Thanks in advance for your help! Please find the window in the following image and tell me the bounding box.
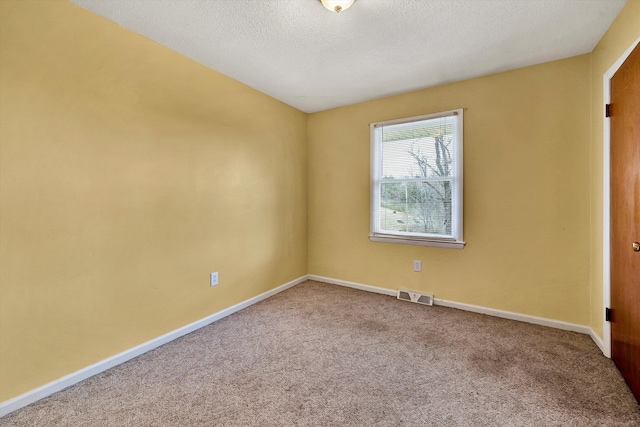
[370,109,464,249]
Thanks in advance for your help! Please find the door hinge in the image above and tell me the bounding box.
[605,307,612,322]
[605,104,611,117]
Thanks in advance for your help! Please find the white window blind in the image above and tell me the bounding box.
[370,109,464,249]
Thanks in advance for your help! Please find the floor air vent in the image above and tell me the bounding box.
[398,290,433,306]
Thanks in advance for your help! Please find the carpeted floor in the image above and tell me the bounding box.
[2,280,639,426]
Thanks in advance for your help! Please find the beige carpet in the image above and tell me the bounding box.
[2,280,639,426]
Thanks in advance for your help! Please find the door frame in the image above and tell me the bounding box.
[602,37,640,359]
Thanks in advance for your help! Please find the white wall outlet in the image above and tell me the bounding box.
[413,260,422,272]
[210,272,218,286]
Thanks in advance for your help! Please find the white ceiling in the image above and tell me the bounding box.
[70,0,626,113]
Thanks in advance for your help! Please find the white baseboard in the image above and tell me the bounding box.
[432,298,591,334]
[307,275,397,296]
[310,275,602,344]
[0,275,308,418]
[589,328,606,355]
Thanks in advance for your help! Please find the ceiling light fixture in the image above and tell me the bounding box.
[320,0,355,13]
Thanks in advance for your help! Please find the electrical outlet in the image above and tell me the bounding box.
[413,260,422,272]
[210,272,218,286]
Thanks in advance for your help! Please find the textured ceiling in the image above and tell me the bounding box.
[70,0,626,113]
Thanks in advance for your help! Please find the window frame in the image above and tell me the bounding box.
[369,109,465,249]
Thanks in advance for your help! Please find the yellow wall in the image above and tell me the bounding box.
[0,0,307,401]
[589,0,640,339]
[308,55,591,324]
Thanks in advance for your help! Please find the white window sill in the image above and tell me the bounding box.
[369,234,465,249]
